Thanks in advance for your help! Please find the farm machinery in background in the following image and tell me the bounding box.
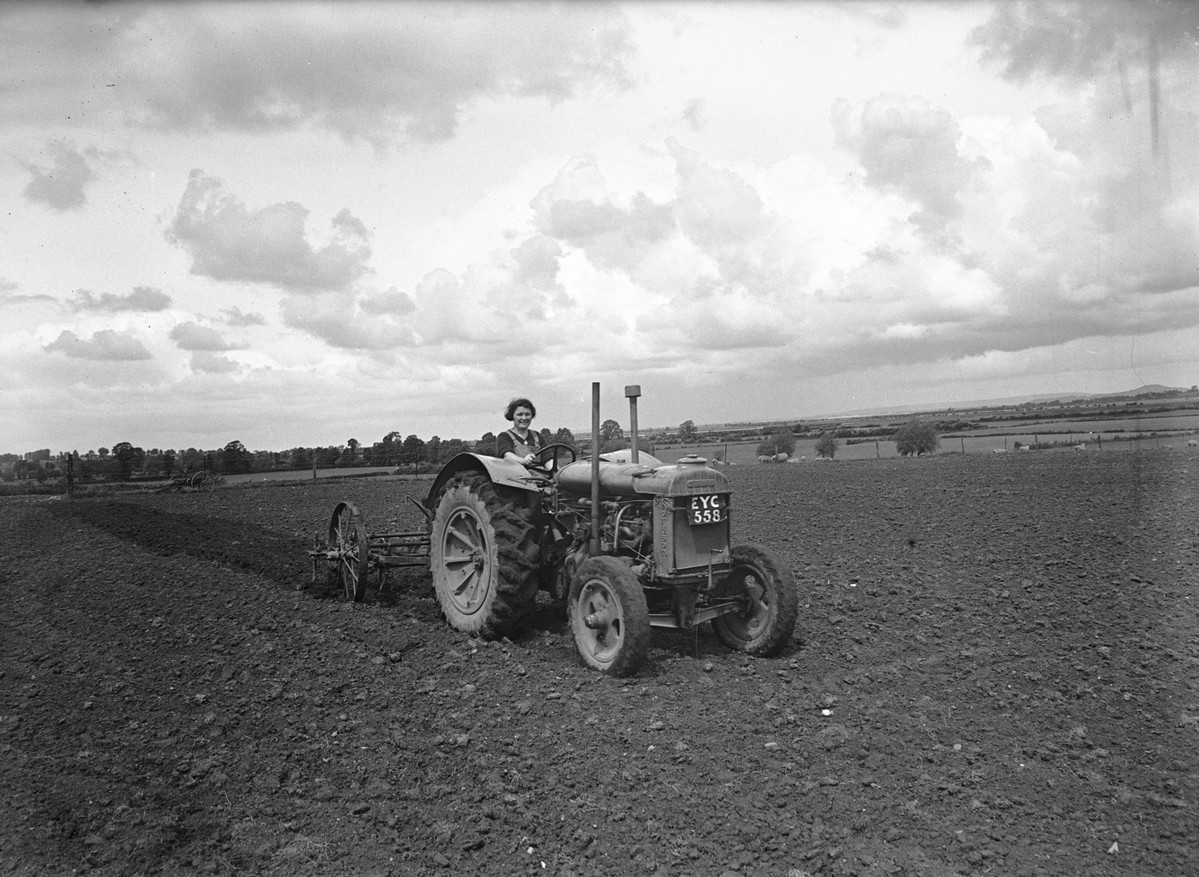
[309,383,798,676]
[156,468,221,493]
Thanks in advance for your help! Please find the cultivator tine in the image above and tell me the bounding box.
[407,495,433,523]
[308,535,332,585]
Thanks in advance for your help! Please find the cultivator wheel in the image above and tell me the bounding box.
[191,471,216,492]
[326,501,369,602]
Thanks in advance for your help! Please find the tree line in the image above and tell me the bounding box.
[5,416,944,483]
[4,420,635,482]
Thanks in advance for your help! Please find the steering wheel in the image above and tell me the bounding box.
[531,443,577,475]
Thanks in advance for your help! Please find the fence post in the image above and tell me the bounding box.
[312,457,317,482]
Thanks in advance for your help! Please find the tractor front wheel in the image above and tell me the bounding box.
[711,544,797,657]
[430,473,538,639]
[569,556,650,676]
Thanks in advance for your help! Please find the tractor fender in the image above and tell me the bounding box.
[425,453,545,509]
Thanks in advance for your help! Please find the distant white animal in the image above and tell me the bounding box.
[992,448,1007,454]
[758,455,770,463]
[773,452,790,463]
[1188,439,1198,448]
[1074,443,1087,451]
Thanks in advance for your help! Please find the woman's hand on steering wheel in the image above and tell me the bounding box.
[530,443,577,473]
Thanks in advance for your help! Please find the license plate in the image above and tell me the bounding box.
[688,494,725,525]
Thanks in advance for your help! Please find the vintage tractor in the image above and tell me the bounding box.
[310,383,797,676]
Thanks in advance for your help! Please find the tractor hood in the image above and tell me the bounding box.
[556,454,730,499]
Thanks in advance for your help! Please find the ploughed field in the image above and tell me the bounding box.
[1,451,1196,877]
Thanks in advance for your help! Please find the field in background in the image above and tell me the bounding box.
[652,417,1199,464]
[221,466,397,484]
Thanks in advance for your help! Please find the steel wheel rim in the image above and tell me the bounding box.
[331,507,361,600]
[576,579,625,664]
[441,507,491,615]
[724,565,771,639]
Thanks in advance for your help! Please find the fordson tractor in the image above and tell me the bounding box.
[311,383,797,676]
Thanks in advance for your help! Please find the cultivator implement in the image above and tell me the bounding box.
[156,470,219,493]
[308,500,431,601]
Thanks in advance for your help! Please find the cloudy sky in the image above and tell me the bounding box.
[3,1,1198,454]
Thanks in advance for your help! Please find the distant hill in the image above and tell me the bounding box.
[1090,384,1185,399]
[813,384,1194,420]
[633,384,1196,435]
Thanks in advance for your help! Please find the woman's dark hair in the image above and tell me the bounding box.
[504,397,536,421]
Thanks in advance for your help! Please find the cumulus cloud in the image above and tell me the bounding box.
[532,142,808,306]
[832,94,986,238]
[21,142,94,210]
[669,139,770,253]
[360,287,416,317]
[486,236,573,321]
[971,1,1199,162]
[169,321,241,352]
[280,290,416,351]
[518,129,1199,385]
[682,97,707,131]
[1,277,55,305]
[532,157,677,277]
[2,4,633,147]
[70,286,172,312]
[221,306,267,327]
[43,329,152,361]
[167,170,371,292]
[961,0,1199,336]
[189,351,239,374]
[970,0,1199,83]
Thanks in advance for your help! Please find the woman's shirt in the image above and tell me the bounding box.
[496,428,543,461]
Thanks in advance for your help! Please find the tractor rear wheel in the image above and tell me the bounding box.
[430,472,538,639]
[711,544,797,657]
[569,556,650,676]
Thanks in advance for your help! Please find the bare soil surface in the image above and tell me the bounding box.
[2,451,1196,877]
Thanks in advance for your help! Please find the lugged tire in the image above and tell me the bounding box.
[430,472,538,639]
[711,544,798,657]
